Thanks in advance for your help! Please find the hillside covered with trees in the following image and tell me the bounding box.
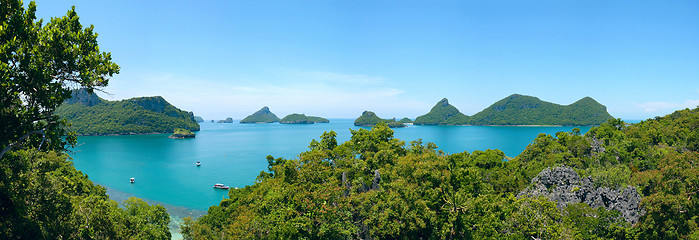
[280,113,329,124]
[353,111,405,128]
[414,94,613,126]
[56,89,200,135]
[240,106,281,123]
[183,107,699,239]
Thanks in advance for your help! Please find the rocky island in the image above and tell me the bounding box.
[354,111,405,128]
[169,128,196,139]
[217,117,234,123]
[280,114,329,124]
[240,107,281,123]
[56,89,200,135]
[194,116,205,123]
[414,94,613,126]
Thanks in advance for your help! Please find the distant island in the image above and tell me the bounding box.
[240,107,280,123]
[169,128,195,139]
[280,114,329,124]
[217,117,234,123]
[399,117,413,124]
[414,94,613,126]
[56,89,200,135]
[354,111,406,128]
[194,116,205,123]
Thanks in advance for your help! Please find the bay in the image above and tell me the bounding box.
[70,119,590,214]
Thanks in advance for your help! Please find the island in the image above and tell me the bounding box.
[413,94,613,126]
[280,113,329,124]
[217,117,234,123]
[399,117,414,124]
[354,111,406,128]
[194,116,205,123]
[240,107,281,123]
[169,128,195,139]
[56,89,200,135]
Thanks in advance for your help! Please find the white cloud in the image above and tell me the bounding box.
[635,99,699,113]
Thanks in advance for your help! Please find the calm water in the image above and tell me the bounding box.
[70,119,590,213]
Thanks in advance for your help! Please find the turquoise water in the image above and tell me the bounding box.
[70,119,590,213]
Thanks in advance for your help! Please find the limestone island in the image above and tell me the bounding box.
[413,94,613,126]
[169,128,195,139]
[217,117,234,123]
[240,107,280,123]
[280,114,329,124]
[354,111,405,128]
[56,89,200,135]
[194,116,205,123]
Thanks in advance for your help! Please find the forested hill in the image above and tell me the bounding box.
[414,94,613,126]
[413,98,469,125]
[240,106,281,123]
[280,114,329,124]
[469,94,613,125]
[353,111,405,128]
[56,89,200,135]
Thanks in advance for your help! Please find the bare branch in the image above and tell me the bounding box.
[0,130,46,159]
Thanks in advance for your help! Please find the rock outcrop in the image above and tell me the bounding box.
[518,166,644,224]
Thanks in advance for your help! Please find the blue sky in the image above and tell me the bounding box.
[33,0,699,120]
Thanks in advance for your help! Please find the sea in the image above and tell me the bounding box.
[69,119,596,237]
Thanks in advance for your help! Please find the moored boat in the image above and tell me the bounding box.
[213,183,230,189]
[130,177,135,183]
[196,161,201,166]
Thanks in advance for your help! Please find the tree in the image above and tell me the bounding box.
[1,0,119,156]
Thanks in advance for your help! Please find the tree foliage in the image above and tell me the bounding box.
[186,107,699,239]
[1,1,173,238]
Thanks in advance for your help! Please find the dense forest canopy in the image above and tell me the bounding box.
[184,107,699,240]
[0,1,173,238]
[56,89,200,136]
[414,94,613,126]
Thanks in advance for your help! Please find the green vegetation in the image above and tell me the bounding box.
[56,89,200,135]
[184,107,699,239]
[280,113,329,124]
[470,94,614,125]
[170,128,195,139]
[399,117,413,124]
[413,98,469,125]
[240,106,281,123]
[353,111,405,128]
[414,95,613,126]
[1,1,170,238]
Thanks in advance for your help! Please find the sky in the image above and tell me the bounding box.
[32,0,699,120]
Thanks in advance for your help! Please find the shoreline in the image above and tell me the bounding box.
[102,185,206,239]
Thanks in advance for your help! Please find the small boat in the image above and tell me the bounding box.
[213,183,230,189]
[196,161,201,166]
[130,177,135,183]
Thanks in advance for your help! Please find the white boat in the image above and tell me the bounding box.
[196,161,201,166]
[130,177,135,183]
[213,183,230,189]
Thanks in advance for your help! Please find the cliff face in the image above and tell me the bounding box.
[518,166,644,224]
[63,88,103,106]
